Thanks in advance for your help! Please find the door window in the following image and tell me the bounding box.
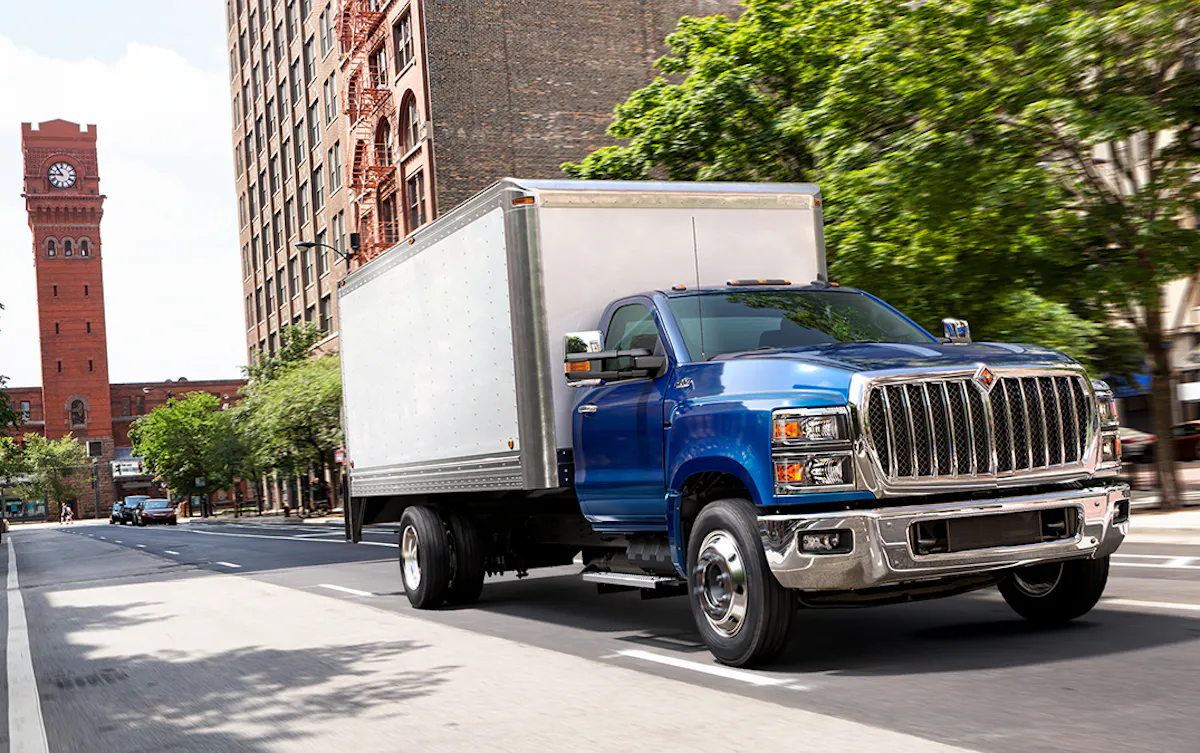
[604,303,664,373]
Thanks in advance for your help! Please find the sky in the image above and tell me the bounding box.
[0,1,245,388]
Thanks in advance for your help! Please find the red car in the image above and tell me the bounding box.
[136,499,178,525]
[1121,422,1200,462]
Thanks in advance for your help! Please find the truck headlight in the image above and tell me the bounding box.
[772,408,849,447]
[774,454,853,495]
[1091,379,1119,429]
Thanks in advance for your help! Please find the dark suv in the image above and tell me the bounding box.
[135,499,177,526]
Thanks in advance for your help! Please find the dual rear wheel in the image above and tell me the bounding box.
[398,505,485,609]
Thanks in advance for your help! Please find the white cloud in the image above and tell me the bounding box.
[0,34,245,388]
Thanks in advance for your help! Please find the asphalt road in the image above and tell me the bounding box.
[5,517,1200,752]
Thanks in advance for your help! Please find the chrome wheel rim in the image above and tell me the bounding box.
[1013,562,1063,597]
[401,525,422,591]
[693,530,748,638]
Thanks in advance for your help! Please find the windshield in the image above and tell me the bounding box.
[667,290,934,361]
[143,500,171,509]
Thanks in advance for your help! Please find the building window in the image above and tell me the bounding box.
[46,239,56,256]
[289,257,300,298]
[255,286,263,323]
[64,239,73,257]
[294,121,306,165]
[259,169,268,210]
[308,100,321,151]
[277,81,288,124]
[80,239,89,256]
[284,197,295,239]
[251,234,261,268]
[57,360,62,373]
[394,12,413,72]
[84,285,89,297]
[269,332,277,355]
[255,115,264,153]
[276,270,286,311]
[265,96,275,134]
[122,396,131,416]
[246,296,254,327]
[273,210,283,251]
[290,58,302,103]
[303,36,315,83]
[265,277,275,310]
[323,72,338,125]
[287,0,297,40]
[319,4,333,56]
[88,360,93,372]
[315,228,328,273]
[335,209,346,261]
[70,400,86,426]
[242,243,251,277]
[86,321,91,334]
[239,30,247,65]
[319,295,331,333]
[375,117,393,164]
[269,155,280,195]
[300,245,312,288]
[281,139,291,181]
[137,396,145,415]
[312,164,325,212]
[55,323,59,335]
[251,63,260,100]
[380,192,398,245]
[306,305,315,323]
[368,45,388,89]
[318,221,330,277]
[20,401,31,422]
[248,183,257,217]
[330,140,342,191]
[402,95,420,151]
[273,22,283,64]
[53,285,58,297]
[407,171,426,230]
[298,182,309,225]
[301,0,311,18]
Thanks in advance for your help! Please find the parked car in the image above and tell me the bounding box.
[109,501,124,524]
[135,499,177,526]
[120,498,146,525]
[1173,421,1200,461]
[1120,427,1156,461]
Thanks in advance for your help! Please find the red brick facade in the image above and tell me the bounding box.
[12,120,245,517]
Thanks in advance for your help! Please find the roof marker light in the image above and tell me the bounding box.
[726,279,792,287]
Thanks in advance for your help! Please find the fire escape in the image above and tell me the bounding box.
[339,0,397,263]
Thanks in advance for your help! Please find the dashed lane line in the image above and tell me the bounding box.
[1104,598,1200,613]
[216,561,242,569]
[614,649,809,690]
[136,544,146,548]
[164,550,180,556]
[316,583,374,597]
[7,540,50,753]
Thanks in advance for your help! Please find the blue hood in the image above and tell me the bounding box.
[713,341,1077,373]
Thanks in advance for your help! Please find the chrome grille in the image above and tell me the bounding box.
[866,374,1091,481]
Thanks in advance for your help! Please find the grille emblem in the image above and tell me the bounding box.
[973,365,997,393]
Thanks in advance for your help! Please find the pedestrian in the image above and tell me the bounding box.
[63,503,74,525]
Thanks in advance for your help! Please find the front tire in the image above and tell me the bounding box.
[399,506,452,609]
[687,499,793,667]
[999,556,1110,624]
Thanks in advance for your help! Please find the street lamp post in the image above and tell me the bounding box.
[295,240,357,269]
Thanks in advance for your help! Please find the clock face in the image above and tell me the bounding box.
[48,162,77,189]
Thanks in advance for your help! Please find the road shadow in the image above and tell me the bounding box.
[25,593,450,753]
[462,574,1200,676]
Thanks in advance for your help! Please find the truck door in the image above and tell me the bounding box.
[574,300,671,529]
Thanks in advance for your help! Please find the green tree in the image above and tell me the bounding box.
[245,323,326,382]
[567,0,1198,505]
[129,392,242,517]
[15,434,90,518]
[239,355,343,508]
[0,436,25,481]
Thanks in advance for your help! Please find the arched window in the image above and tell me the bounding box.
[70,400,86,427]
[402,94,419,151]
[46,239,56,256]
[64,239,73,257]
[374,117,393,165]
[80,239,90,256]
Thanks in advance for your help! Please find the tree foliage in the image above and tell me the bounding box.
[245,323,327,382]
[564,0,1198,379]
[13,434,90,514]
[239,355,343,478]
[129,392,244,500]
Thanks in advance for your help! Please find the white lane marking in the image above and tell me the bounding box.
[1166,557,1195,568]
[1113,554,1190,560]
[190,530,344,544]
[114,540,123,544]
[1112,561,1200,571]
[317,583,374,597]
[7,540,51,753]
[164,550,180,556]
[1105,598,1200,613]
[98,536,106,540]
[136,544,146,549]
[359,541,399,549]
[216,561,242,569]
[615,649,808,689]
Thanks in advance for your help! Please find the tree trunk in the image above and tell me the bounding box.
[1145,295,1182,509]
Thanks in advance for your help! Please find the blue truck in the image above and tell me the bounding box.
[339,179,1130,667]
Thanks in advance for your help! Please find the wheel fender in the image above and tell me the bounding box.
[666,457,761,579]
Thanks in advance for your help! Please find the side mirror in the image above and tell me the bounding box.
[564,331,666,386]
[941,318,971,344]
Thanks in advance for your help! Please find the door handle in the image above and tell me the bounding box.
[578,404,598,416]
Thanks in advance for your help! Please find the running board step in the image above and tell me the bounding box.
[581,571,686,599]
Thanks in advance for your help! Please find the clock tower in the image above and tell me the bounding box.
[21,120,114,485]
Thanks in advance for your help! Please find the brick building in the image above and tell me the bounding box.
[12,120,244,518]
[226,0,741,363]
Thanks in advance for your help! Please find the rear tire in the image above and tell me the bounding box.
[999,556,1109,624]
[399,506,451,609]
[687,499,793,667]
[444,512,485,606]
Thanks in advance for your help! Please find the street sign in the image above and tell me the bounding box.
[334,449,345,464]
[111,460,145,479]
[195,477,207,487]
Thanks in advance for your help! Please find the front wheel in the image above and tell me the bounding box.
[398,506,452,609]
[687,499,793,667]
[999,556,1110,625]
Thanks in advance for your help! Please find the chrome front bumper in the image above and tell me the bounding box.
[758,483,1130,591]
